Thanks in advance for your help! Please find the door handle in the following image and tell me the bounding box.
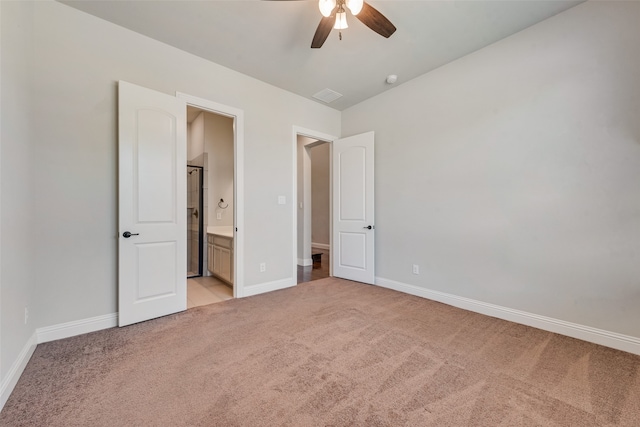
[363,225,374,230]
[122,231,139,238]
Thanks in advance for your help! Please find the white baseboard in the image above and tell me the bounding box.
[311,243,330,250]
[297,258,313,267]
[0,332,37,411]
[375,277,640,356]
[243,277,296,297]
[36,313,118,344]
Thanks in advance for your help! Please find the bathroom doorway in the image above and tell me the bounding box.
[185,105,236,307]
[187,165,204,278]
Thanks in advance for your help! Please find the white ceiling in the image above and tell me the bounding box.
[60,0,583,111]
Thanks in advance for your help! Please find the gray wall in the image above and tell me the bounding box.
[310,143,330,247]
[188,111,205,162]
[0,0,37,388]
[296,136,316,264]
[189,111,235,228]
[342,1,640,338]
[205,112,234,228]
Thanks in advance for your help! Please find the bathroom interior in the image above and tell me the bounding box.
[186,106,235,308]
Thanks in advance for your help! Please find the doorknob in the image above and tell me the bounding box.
[363,225,374,230]
[122,231,139,238]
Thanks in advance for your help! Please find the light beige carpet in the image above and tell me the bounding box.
[2,278,639,426]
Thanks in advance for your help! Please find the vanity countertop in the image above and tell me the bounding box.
[207,226,233,238]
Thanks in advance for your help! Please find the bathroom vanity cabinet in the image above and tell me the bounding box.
[207,233,233,285]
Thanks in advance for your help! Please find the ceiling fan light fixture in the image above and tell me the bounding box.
[334,11,348,30]
[319,0,336,18]
[346,0,363,15]
[311,0,396,49]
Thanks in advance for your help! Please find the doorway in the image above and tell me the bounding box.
[293,128,377,287]
[295,130,335,284]
[178,91,245,304]
[118,82,245,326]
[184,106,235,307]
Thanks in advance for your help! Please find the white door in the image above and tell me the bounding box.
[332,131,375,284]
[118,81,187,327]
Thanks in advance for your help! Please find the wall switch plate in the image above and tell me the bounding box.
[412,264,420,275]
[217,212,222,220]
[260,262,266,272]
[278,196,286,205]
[24,307,29,325]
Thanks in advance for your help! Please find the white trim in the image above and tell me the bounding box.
[0,5,3,408]
[311,243,330,250]
[243,278,295,297]
[36,313,118,344]
[376,277,640,356]
[298,258,313,267]
[292,126,338,285]
[2,313,118,411]
[293,127,338,147]
[176,92,244,299]
[0,332,36,411]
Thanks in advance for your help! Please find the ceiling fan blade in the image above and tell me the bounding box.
[356,2,396,38]
[311,16,334,48]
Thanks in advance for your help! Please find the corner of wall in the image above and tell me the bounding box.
[0,332,36,412]
[0,0,38,409]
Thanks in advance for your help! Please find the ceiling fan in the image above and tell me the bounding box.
[270,0,396,48]
[312,0,396,48]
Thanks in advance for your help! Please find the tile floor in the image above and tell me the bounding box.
[187,276,233,309]
[189,247,328,308]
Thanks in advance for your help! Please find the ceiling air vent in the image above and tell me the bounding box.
[312,88,343,104]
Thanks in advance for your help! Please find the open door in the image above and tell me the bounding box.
[332,131,375,284]
[118,81,187,326]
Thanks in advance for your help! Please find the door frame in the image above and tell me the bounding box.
[292,126,338,282]
[177,92,245,298]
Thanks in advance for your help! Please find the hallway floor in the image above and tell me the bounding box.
[297,247,330,284]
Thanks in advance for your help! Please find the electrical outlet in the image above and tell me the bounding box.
[412,264,420,275]
[24,307,29,325]
[278,196,286,205]
[217,212,222,220]
[260,262,266,272]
